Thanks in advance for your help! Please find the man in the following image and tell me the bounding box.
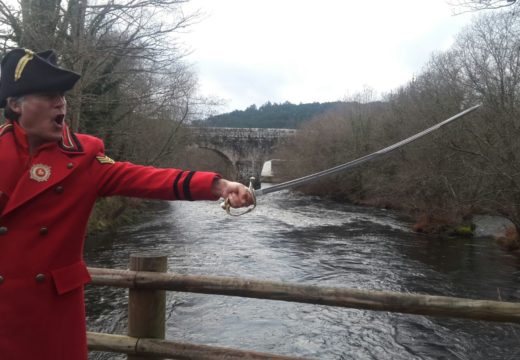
[0,48,253,359]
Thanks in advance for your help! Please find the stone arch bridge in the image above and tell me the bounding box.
[188,127,297,185]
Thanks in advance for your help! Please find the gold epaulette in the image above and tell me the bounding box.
[0,123,13,137]
[96,155,115,164]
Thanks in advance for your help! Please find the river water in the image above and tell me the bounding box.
[85,190,520,360]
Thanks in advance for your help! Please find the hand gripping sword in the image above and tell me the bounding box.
[222,104,481,216]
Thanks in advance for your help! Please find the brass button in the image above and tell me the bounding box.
[0,275,4,284]
[39,227,48,235]
[55,186,64,194]
[35,273,46,283]
[0,227,7,235]
[67,162,74,169]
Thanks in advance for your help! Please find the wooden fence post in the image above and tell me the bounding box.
[128,253,167,360]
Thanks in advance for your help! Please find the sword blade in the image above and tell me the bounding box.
[255,104,481,197]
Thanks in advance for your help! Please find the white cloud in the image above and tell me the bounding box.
[181,0,474,112]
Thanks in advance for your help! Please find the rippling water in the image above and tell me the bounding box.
[85,190,520,360]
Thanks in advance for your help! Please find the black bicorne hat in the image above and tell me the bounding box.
[0,48,80,108]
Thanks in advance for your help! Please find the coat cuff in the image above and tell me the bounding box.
[172,171,221,201]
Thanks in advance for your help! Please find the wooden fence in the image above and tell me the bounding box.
[87,254,520,359]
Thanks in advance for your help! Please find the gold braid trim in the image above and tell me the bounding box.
[14,49,35,81]
[61,126,74,149]
[0,123,13,136]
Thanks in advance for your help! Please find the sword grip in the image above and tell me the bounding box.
[220,177,257,216]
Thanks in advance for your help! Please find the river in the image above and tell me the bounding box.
[85,190,520,360]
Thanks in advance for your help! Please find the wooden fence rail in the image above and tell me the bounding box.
[88,266,520,324]
[87,332,308,360]
[86,253,520,360]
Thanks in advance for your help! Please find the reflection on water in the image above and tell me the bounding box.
[85,191,520,360]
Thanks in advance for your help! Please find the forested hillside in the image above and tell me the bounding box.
[192,101,352,128]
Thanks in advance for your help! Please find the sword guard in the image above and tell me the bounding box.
[220,177,257,216]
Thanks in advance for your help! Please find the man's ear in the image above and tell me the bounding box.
[6,97,21,114]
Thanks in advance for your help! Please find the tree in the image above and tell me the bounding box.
[450,0,518,12]
[277,9,520,230]
[0,0,202,165]
[449,11,520,225]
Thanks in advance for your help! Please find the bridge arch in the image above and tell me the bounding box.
[188,127,297,185]
[195,146,237,179]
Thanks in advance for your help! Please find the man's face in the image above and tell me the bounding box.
[10,92,67,145]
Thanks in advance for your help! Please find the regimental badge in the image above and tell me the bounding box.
[96,155,115,165]
[29,164,51,182]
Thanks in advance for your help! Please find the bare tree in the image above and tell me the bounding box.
[0,0,205,165]
[450,11,520,220]
[450,0,518,12]
[278,9,520,230]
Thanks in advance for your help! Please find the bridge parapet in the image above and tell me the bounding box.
[190,127,297,139]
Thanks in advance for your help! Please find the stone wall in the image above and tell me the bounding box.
[189,127,297,184]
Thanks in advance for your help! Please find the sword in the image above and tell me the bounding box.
[222,104,481,215]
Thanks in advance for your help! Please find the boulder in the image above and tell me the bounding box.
[472,215,519,250]
[472,215,515,237]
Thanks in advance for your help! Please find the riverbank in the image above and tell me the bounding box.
[87,198,169,236]
[320,190,520,253]
[409,211,519,252]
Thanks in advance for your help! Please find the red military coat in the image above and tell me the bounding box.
[0,121,219,359]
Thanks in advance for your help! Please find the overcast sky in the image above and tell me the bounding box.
[180,1,475,114]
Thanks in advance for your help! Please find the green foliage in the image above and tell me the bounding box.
[452,225,474,237]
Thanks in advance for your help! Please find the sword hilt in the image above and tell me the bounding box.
[220,177,257,216]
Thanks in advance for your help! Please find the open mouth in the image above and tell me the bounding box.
[54,114,65,126]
